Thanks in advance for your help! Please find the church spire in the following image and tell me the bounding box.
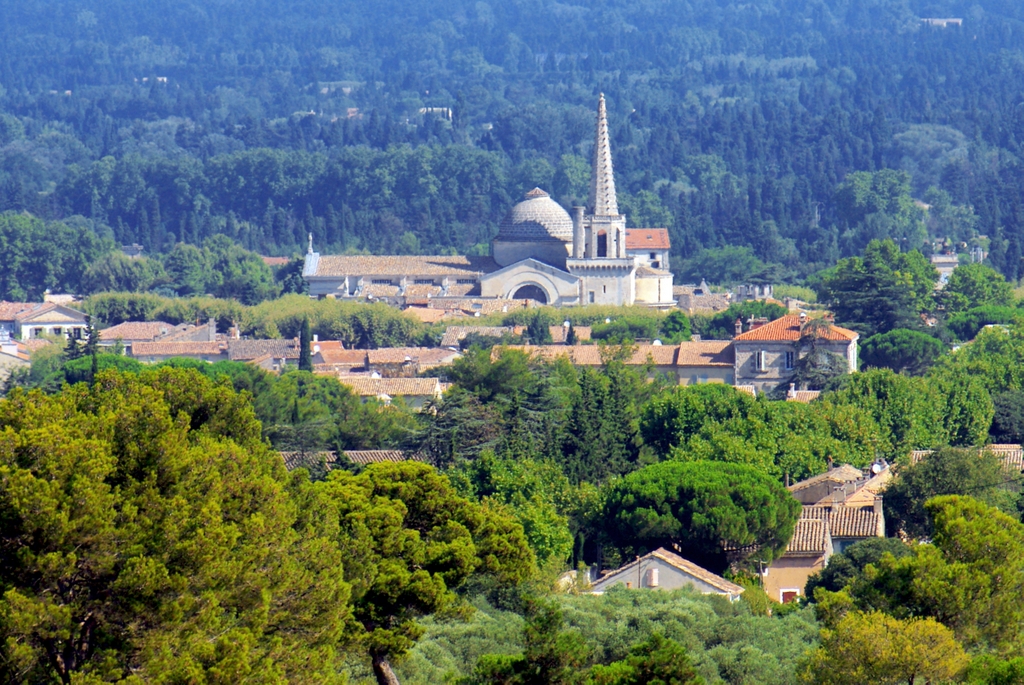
[589,93,618,216]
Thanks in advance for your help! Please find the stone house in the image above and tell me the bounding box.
[732,314,858,393]
[764,463,888,603]
[588,547,744,601]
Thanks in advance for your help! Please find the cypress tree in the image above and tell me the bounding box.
[299,317,313,371]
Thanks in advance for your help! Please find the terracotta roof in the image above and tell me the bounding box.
[440,326,520,347]
[132,341,225,357]
[312,255,498,278]
[338,377,446,398]
[635,265,673,277]
[363,284,401,298]
[261,256,292,266]
[787,390,821,403]
[0,302,42,320]
[733,315,857,342]
[549,325,592,344]
[316,349,368,366]
[447,284,482,297]
[280,451,340,471]
[818,506,882,539]
[734,385,757,396]
[789,465,865,494]
[501,342,733,368]
[0,341,31,362]
[625,228,671,250]
[428,298,529,314]
[402,284,444,298]
[366,347,460,366]
[403,307,454,323]
[644,548,744,594]
[99,321,176,341]
[227,339,300,361]
[343,450,408,465]
[786,517,831,555]
[676,340,734,366]
[23,339,53,353]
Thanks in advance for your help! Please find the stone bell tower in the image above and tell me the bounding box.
[567,93,636,305]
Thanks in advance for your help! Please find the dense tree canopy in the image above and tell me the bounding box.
[859,328,946,375]
[0,368,353,683]
[603,460,801,572]
[5,0,1024,288]
[814,240,938,336]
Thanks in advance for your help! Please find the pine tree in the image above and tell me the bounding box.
[83,315,98,383]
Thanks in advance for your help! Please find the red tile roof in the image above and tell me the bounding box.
[317,349,368,365]
[343,450,408,465]
[99,321,175,341]
[338,377,447,398]
[733,315,858,342]
[132,341,225,357]
[786,517,831,555]
[23,339,53,353]
[625,228,671,250]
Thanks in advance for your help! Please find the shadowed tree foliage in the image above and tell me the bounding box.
[882,448,1020,540]
[815,240,937,336]
[804,538,913,598]
[859,328,946,375]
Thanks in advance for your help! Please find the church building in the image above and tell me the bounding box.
[303,95,675,308]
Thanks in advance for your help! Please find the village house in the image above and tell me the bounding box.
[366,347,462,377]
[764,462,889,603]
[0,331,32,381]
[732,313,858,393]
[99,319,219,354]
[496,341,735,385]
[588,548,744,601]
[0,302,89,340]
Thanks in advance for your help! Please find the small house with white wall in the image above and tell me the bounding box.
[588,547,744,601]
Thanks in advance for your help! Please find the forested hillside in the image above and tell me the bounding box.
[4,0,1024,281]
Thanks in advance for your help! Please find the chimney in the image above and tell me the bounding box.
[874,497,885,537]
[572,206,585,259]
[313,334,318,343]
[735,318,743,337]
[207,318,216,342]
[788,383,796,399]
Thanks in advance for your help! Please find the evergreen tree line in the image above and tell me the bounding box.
[7,1,1024,278]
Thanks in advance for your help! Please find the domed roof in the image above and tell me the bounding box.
[496,188,573,242]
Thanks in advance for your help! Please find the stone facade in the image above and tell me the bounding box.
[732,315,858,393]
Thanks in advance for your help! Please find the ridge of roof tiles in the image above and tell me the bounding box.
[312,255,498,278]
[624,228,671,250]
[733,315,858,342]
[649,548,744,594]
